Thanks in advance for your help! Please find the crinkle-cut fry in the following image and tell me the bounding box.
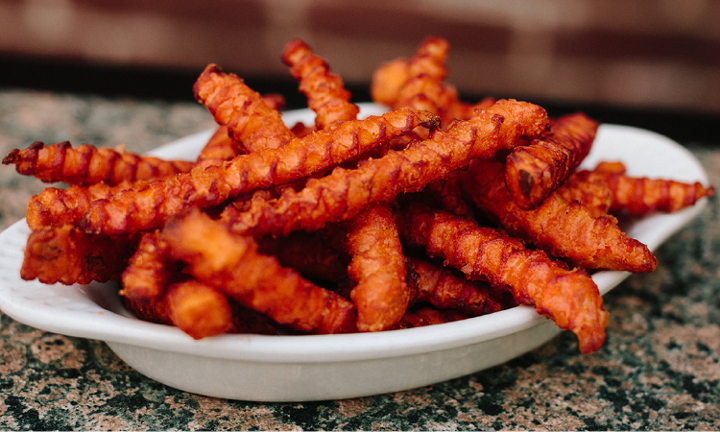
[392,306,470,330]
[461,159,657,273]
[195,125,246,168]
[589,161,716,217]
[505,112,599,210]
[2,141,193,186]
[394,203,608,355]
[424,172,476,219]
[26,180,135,230]
[162,211,357,334]
[120,230,175,303]
[405,257,507,316]
[555,170,613,218]
[342,203,410,332]
[258,231,347,283]
[282,39,360,130]
[193,64,295,153]
[261,93,286,111]
[21,225,138,285]
[224,99,548,239]
[164,279,234,339]
[80,108,440,235]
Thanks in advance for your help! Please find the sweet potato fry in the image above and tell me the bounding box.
[120,230,176,303]
[588,161,716,217]
[405,257,508,316]
[460,159,657,273]
[193,64,295,153]
[282,39,359,130]
[392,306,470,329]
[505,112,599,210]
[164,279,234,339]
[342,203,410,332]
[26,180,135,230]
[555,170,613,218]
[195,125,246,168]
[394,203,608,355]
[258,231,348,283]
[223,99,548,239]
[2,141,192,186]
[81,108,440,235]
[162,211,357,334]
[21,225,138,285]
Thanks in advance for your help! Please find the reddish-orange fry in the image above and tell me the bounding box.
[394,203,608,355]
[405,257,507,316]
[223,99,548,239]
[21,225,138,285]
[392,306,470,329]
[164,279,234,340]
[193,64,295,153]
[80,108,440,235]
[120,230,175,303]
[588,161,716,217]
[342,203,410,332]
[460,159,657,273]
[555,170,613,218]
[26,180,135,230]
[505,113,599,210]
[371,57,410,106]
[282,39,360,130]
[2,141,192,186]
[162,211,357,334]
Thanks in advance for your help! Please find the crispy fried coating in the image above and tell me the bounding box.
[424,172,476,219]
[2,141,192,186]
[461,159,657,273]
[120,230,175,303]
[342,204,410,332]
[555,170,613,218]
[589,161,716,217]
[258,231,347,283]
[394,203,608,354]
[193,64,295,153]
[224,99,548,239]
[164,279,234,339]
[195,125,246,168]
[26,180,135,230]
[162,211,357,334]
[405,257,507,316]
[21,225,138,285]
[282,39,360,130]
[80,108,440,235]
[505,113,598,210]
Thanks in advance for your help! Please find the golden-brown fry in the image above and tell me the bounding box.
[460,159,657,273]
[224,99,548,239]
[21,225,138,285]
[164,279,234,340]
[120,230,175,303]
[555,170,613,218]
[405,257,508,316]
[162,211,357,334]
[589,161,716,217]
[26,180,135,230]
[2,141,192,186]
[81,108,441,235]
[394,203,608,355]
[505,112,598,210]
[342,203,410,332]
[193,64,295,153]
[282,39,359,130]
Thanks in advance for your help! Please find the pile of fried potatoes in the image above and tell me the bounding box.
[4,37,714,354]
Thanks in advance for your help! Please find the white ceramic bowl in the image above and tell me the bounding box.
[0,104,710,401]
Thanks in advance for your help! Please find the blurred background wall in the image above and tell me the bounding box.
[0,0,719,113]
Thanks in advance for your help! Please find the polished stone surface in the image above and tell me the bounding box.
[0,89,718,430]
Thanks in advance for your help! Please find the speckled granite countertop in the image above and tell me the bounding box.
[1,88,718,431]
